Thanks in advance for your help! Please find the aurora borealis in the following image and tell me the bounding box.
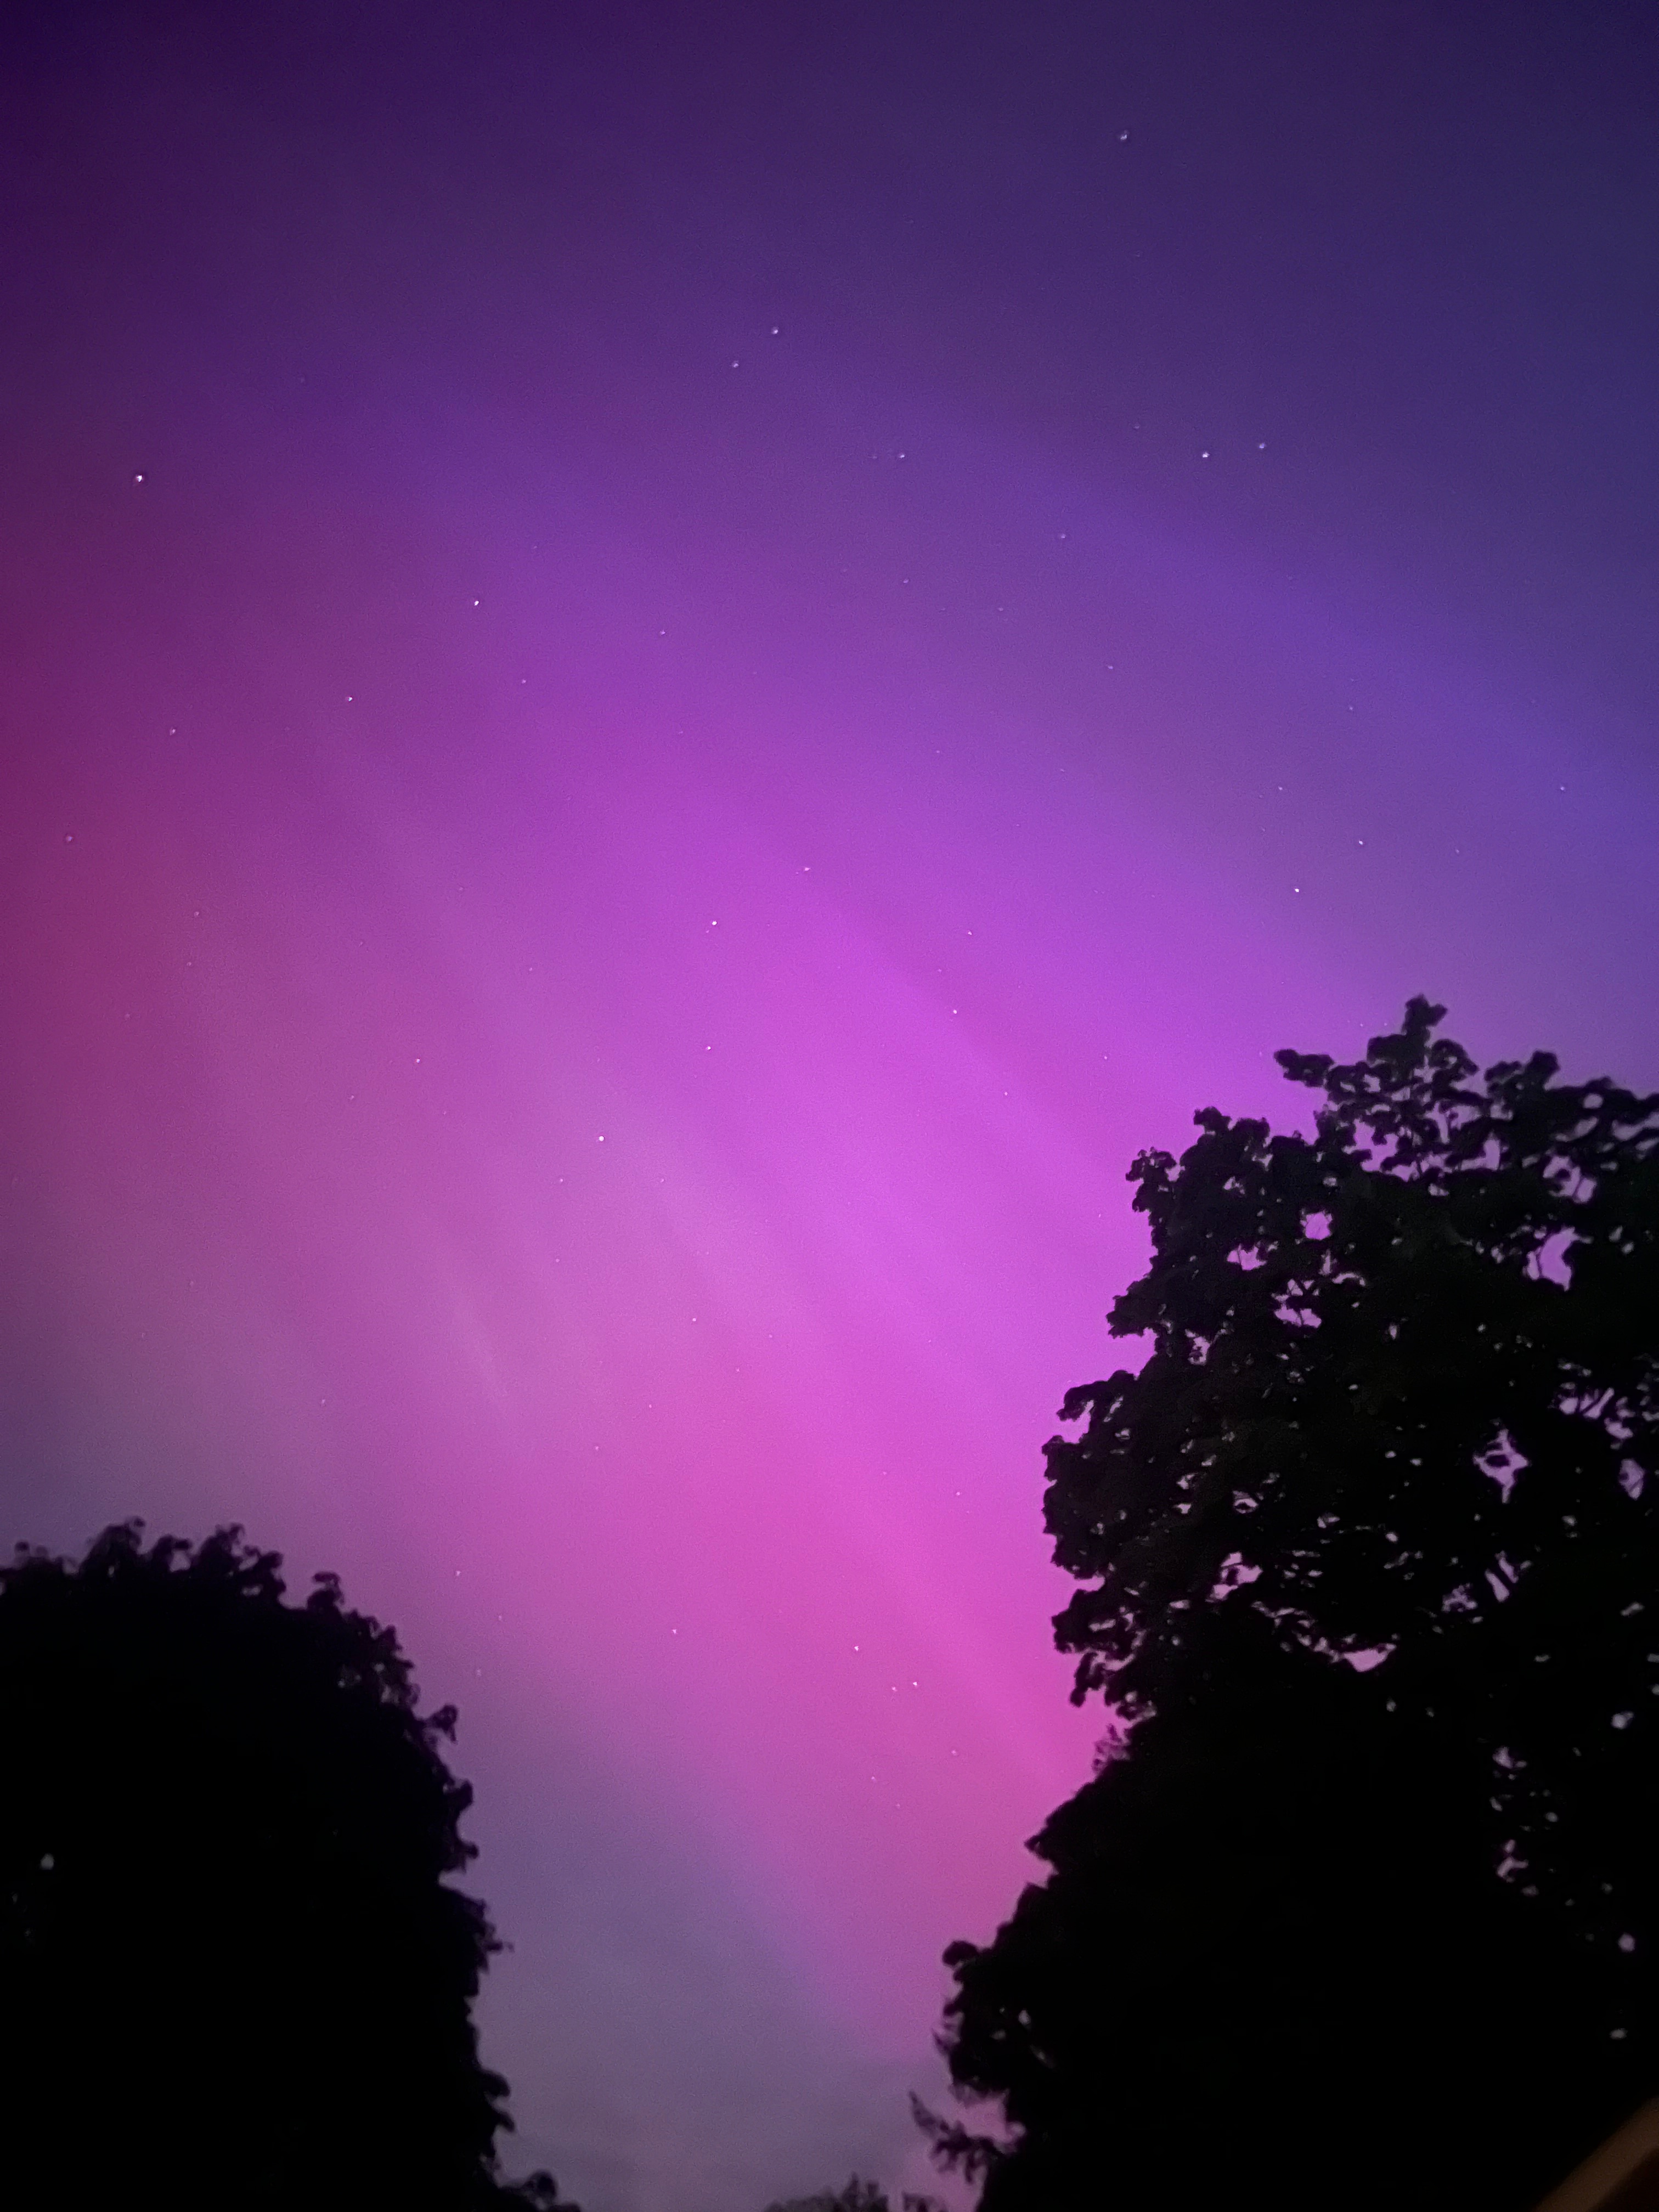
[3,5,1657,2206]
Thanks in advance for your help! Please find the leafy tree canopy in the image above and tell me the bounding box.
[1051,996,1659,1714]
[931,1003,1659,2210]
[0,1521,577,2211]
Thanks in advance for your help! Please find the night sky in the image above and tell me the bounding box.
[3,4,1657,2206]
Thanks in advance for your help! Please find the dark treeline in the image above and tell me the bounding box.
[0,1522,573,2211]
[3,1002,1655,2210]
[762,2183,935,2212]
[921,1001,1659,2210]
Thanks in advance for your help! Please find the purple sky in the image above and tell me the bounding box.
[3,5,1657,2205]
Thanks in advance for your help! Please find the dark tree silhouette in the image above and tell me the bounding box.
[762,2183,888,2212]
[0,1521,578,2211]
[930,1002,1659,2210]
[763,2180,941,2212]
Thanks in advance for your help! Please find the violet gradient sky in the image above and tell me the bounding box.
[3,4,1658,2206]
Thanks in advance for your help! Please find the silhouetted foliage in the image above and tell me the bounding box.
[0,1521,577,2211]
[763,2179,941,2212]
[932,1002,1659,2210]
[496,2176,580,2210]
